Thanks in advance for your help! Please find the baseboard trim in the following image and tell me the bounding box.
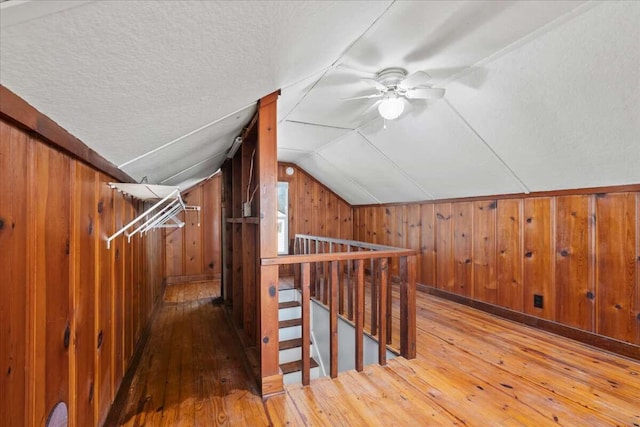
[165,273,220,285]
[418,284,640,362]
[103,294,163,425]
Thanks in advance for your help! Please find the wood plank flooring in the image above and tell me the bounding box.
[110,280,640,426]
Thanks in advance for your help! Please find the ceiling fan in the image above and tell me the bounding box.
[343,67,445,120]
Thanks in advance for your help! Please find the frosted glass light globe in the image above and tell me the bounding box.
[378,97,404,120]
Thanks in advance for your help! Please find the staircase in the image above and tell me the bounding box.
[278,289,321,384]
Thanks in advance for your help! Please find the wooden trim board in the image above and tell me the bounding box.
[419,284,640,361]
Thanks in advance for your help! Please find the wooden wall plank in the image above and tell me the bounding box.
[555,195,594,331]
[112,193,125,390]
[0,121,29,426]
[73,161,97,427]
[496,199,523,311]
[523,197,555,320]
[406,204,422,282]
[340,200,352,240]
[472,200,497,304]
[637,193,640,345]
[435,203,454,291]
[164,213,184,277]
[453,202,473,297]
[184,187,203,275]
[420,204,436,286]
[33,143,71,426]
[202,176,222,275]
[96,174,114,425]
[595,193,637,343]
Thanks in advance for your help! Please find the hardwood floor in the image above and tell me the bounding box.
[109,280,640,426]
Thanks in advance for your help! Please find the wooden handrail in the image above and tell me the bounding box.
[293,234,413,252]
[261,249,416,265]
[269,235,416,386]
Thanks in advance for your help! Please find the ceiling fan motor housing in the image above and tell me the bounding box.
[376,67,408,87]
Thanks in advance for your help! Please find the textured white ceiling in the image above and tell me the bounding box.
[2,1,638,203]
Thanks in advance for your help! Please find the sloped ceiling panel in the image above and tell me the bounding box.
[359,101,524,200]
[339,0,583,86]
[446,2,640,191]
[278,121,352,152]
[298,153,376,206]
[1,0,392,183]
[286,66,384,130]
[122,105,255,183]
[317,132,430,203]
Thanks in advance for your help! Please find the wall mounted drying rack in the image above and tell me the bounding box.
[106,183,200,249]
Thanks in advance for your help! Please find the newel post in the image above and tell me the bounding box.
[257,90,283,396]
[399,255,417,359]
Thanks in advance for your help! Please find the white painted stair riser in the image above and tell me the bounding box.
[278,289,298,303]
[279,306,301,321]
[279,345,314,364]
[283,367,321,385]
[279,325,301,341]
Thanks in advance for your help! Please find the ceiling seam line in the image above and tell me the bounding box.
[440,1,600,87]
[314,152,381,205]
[356,131,435,201]
[280,0,396,124]
[119,102,256,168]
[444,99,530,194]
[284,120,355,131]
[159,153,226,184]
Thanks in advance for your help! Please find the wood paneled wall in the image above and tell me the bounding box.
[0,119,164,426]
[277,163,353,275]
[164,174,222,279]
[354,191,640,346]
[278,163,353,243]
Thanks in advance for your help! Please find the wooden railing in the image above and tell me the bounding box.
[261,234,416,386]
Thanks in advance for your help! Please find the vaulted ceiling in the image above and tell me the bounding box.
[1,1,638,203]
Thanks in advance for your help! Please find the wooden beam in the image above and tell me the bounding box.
[330,260,339,378]
[378,258,388,366]
[354,259,364,372]
[261,248,417,266]
[301,263,311,386]
[257,90,282,396]
[400,256,417,359]
[0,85,134,183]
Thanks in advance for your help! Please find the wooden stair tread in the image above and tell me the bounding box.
[279,337,312,350]
[279,318,302,328]
[280,358,319,375]
[278,301,300,309]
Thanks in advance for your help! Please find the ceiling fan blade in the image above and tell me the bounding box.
[399,70,432,89]
[405,87,445,100]
[341,93,383,101]
[361,78,387,91]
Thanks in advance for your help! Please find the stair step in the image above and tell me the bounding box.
[279,318,302,329]
[279,301,300,309]
[279,337,312,350]
[280,358,319,375]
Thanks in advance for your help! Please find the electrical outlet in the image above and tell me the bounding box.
[533,294,544,309]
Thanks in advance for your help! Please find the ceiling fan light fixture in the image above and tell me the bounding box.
[378,96,404,120]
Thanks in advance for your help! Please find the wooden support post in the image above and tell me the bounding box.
[378,258,388,366]
[400,255,417,359]
[293,237,300,290]
[257,90,283,396]
[301,263,311,386]
[330,260,339,378]
[355,259,364,372]
[338,244,345,315]
[386,257,393,345]
[309,240,319,298]
[370,257,378,335]
[347,245,353,320]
